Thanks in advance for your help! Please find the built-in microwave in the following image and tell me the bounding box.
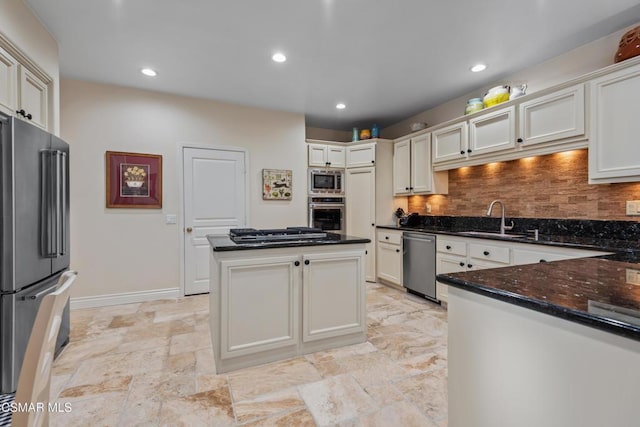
[308,168,344,195]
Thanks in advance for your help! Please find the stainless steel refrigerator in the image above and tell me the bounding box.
[0,112,70,393]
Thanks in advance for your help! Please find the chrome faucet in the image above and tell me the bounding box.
[486,200,514,235]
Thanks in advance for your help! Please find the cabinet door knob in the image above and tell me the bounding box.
[385,236,389,240]
[459,261,465,267]
[405,187,409,190]
[517,138,523,143]
[396,249,400,253]
[460,150,465,155]
[409,187,413,190]
[304,259,310,265]
[483,251,490,256]
[467,149,472,153]
[16,109,26,117]
[294,261,300,266]
[446,245,452,250]
[365,250,368,255]
[186,227,193,233]
[539,259,547,263]
[467,264,473,268]
[371,160,375,164]
[26,113,32,120]
[371,223,375,227]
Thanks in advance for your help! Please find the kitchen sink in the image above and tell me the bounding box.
[457,231,528,239]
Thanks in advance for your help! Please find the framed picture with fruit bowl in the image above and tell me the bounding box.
[262,169,292,200]
[106,151,162,208]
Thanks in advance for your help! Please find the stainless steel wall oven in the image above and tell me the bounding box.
[308,196,345,234]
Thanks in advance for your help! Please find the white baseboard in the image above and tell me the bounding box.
[70,287,181,309]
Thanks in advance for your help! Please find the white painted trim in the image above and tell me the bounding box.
[177,142,250,297]
[70,287,180,309]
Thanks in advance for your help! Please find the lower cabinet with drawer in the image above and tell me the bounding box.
[376,229,403,287]
[436,235,610,303]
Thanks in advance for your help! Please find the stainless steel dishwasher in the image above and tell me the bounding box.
[403,232,438,302]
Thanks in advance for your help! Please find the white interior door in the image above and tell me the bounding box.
[183,147,246,295]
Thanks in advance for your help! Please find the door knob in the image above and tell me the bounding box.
[186,227,193,233]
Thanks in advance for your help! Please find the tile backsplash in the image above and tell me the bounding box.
[409,149,640,221]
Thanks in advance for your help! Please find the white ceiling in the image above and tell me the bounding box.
[26,0,640,130]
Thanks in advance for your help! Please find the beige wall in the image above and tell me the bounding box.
[305,126,352,142]
[61,79,307,299]
[383,25,629,139]
[0,0,60,134]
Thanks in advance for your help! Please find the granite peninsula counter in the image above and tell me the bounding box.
[207,231,370,373]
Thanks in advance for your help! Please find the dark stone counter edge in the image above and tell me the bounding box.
[210,236,371,252]
[438,274,640,342]
[376,225,633,253]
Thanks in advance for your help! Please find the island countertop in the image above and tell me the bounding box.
[207,232,370,251]
[438,255,640,341]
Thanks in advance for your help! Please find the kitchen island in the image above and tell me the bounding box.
[207,228,369,373]
[438,255,640,427]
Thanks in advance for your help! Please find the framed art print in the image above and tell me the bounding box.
[106,151,162,208]
[262,169,292,200]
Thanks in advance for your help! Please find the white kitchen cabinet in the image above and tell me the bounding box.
[0,43,50,131]
[0,45,18,116]
[393,134,448,196]
[219,255,299,359]
[210,244,367,373]
[302,251,365,342]
[376,229,403,286]
[346,142,376,168]
[589,63,640,183]
[435,235,609,303]
[18,66,48,130]
[346,166,376,281]
[308,143,346,168]
[468,106,515,156]
[518,84,585,147]
[432,122,468,163]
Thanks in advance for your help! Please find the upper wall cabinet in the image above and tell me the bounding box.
[518,84,585,147]
[432,122,468,163]
[346,142,376,168]
[468,106,515,156]
[0,46,18,115]
[393,133,448,195]
[0,43,51,131]
[588,63,640,183]
[308,143,346,168]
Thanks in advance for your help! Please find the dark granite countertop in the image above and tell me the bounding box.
[379,216,640,340]
[438,258,640,340]
[207,233,370,251]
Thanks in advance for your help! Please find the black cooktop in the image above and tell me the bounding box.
[229,227,327,242]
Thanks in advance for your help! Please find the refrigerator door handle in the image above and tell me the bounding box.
[40,150,54,258]
[59,151,67,256]
[21,281,59,301]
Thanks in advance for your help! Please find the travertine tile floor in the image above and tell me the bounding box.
[50,283,448,426]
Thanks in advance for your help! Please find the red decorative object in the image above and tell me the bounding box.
[615,25,640,63]
[106,151,162,208]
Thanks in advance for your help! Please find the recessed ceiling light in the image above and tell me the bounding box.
[141,68,157,77]
[470,64,487,73]
[336,103,346,110]
[272,52,287,63]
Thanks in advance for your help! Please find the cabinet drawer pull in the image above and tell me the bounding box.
[446,245,452,250]
[294,261,300,266]
[304,259,310,265]
[483,250,490,256]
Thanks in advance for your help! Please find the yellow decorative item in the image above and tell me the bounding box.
[359,129,371,140]
[483,85,510,107]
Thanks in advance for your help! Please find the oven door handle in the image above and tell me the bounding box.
[309,204,345,208]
